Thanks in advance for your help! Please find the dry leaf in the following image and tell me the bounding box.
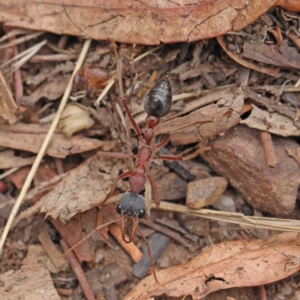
[0,124,109,158]
[21,76,70,106]
[0,0,297,45]
[125,232,300,300]
[241,105,300,136]
[243,40,300,70]
[155,85,245,144]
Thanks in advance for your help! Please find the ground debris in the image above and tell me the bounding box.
[0,264,60,300]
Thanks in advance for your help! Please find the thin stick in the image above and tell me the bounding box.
[60,239,96,300]
[260,131,278,168]
[0,39,92,255]
[109,223,142,263]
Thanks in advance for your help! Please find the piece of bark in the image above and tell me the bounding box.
[38,231,69,271]
[201,125,300,216]
[40,153,126,221]
[0,150,36,169]
[0,264,60,300]
[155,85,244,145]
[51,208,99,262]
[22,244,59,274]
[0,130,108,158]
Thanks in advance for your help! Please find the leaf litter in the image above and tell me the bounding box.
[1,3,300,300]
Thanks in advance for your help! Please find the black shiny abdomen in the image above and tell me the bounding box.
[144,76,172,118]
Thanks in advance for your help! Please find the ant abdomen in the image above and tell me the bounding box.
[143,76,172,118]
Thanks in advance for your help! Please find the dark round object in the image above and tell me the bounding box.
[241,204,254,216]
[144,76,172,118]
[138,209,145,218]
[116,204,122,214]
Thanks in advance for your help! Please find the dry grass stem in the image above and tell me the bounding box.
[155,201,300,232]
[0,39,92,255]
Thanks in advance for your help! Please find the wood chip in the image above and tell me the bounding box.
[0,264,60,300]
[0,70,17,124]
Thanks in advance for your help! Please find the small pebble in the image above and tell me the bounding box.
[158,257,170,268]
[186,177,227,209]
[213,195,236,212]
[94,249,104,263]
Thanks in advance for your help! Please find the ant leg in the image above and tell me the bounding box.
[147,174,160,208]
[101,170,133,206]
[97,151,136,159]
[154,147,210,161]
[112,43,142,137]
[136,226,159,283]
[152,134,170,152]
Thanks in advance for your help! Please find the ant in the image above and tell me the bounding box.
[72,66,110,96]
[65,44,208,283]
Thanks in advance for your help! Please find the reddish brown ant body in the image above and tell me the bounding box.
[66,44,208,283]
[72,66,110,95]
[94,46,207,281]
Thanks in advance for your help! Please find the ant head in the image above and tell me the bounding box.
[144,76,172,119]
[116,192,145,219]
[116,193,145,243]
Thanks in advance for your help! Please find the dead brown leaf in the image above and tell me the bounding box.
[21,75,70,106]
[0,123,111,158]
[0,0,293,45]
[241,105,300,136]
[243,40,300,70]
[125,232,300,300]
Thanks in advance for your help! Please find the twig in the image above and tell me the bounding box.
[260,131,278,167]
[258,286,267,300]
[0,31,44,49]
[0,39,92,255]
[11,36,23,106]
[38,231,68,270]
[60,239,95,300]
[109,223,142,263]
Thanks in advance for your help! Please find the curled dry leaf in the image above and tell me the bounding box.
[0,0,299,45]
[59,103,95,138]
[125,232,300,300]
[241,105,300,136]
